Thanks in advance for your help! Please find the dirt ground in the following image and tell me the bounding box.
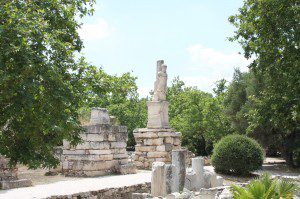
[17,157,299,186]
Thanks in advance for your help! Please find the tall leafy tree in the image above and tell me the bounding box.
[167,77,233,155]
[229,0,300,166]
[0,0,95,168]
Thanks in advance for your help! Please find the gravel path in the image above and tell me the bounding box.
[0,171,151,199]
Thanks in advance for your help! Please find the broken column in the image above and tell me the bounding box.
[61,108,136,177]
[165,164,176,194]
[172,149,187,192]
[134,60,182,169]
[151,162,167,197]
[0,156,32,190]
[192,157,205,190]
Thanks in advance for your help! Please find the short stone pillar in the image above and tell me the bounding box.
[151,162,167,197]
[61,108,135,177]
[0,156,32,190]
[185,168,197,191]
[192,157,205,190]
[172,149,187,192]
[165,164,176,194]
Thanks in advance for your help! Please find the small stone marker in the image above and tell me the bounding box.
[151,162,167,197]
[171,149,187,192]
[165,164,176,194]
[192,157,205,190]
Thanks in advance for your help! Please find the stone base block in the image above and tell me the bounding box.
[118,163,137,175]
[0,179,32,190]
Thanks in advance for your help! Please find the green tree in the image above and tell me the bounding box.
[0,0,95,168]
[229,0,300,166]
[167,77,233,155]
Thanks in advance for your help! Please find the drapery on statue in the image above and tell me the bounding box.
[153,61,168,101]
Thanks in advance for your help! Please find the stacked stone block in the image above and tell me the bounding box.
[0,156,32,189]
[134,128,181,169]
[62,108,135,177]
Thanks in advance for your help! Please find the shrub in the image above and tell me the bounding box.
[231,173,299,198]
[211,134,264,175]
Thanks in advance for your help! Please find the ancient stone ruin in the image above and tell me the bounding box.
[61,108,136,177]
[0,156,32,190]
[134,60,182,169]
[133,150,225,199]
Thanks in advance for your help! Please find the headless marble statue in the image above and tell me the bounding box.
[147,60,170,129]
[154,63,168,101]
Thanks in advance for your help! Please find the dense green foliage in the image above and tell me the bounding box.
[229,0,300,167]
[211,134,264,175]
[167,77,233,155]
[0,0,94,168]
[231,173,299,198]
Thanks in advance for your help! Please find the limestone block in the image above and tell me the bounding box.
[184,168,197,191]
[217,188,233,199]
[144,138,164,146]
[158,132,177,137]
[165,137,174,144]
[134,132,158,138]
[108,134,116,141]
[63,140,71,149]
[89,142,110,150]
[151,162,167,197]
[155,157,167,162]
[80,160,117,171]
[85,124,101,134]
[136,146,156,152]
[63,150,86,155]
[0,179,32,190]
[100,124,112,132]
[115,132,128,142]
[203,171,213,188]
[147,101,170,129]
[172,149,187,193]
[114,153,128,159]
[173,138,181,146]
[110,142,127,149]
[118,163,137,175]
[216,176,224,187]
[90,108,110,125]
[156,145,166,152]
[114,148,127,154]
[147,152,168,158]
[85,134,105,142]
[86,149,112,155]
[134,161,144,168]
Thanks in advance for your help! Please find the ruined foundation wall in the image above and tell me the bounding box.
[61,108,131,177]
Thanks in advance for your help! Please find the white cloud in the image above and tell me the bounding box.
[78,18,111,41]
[183,44,252,92]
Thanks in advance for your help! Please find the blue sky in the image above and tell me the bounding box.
[78,0,250,97]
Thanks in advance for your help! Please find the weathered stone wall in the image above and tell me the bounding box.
[46,182,151,199]
[134,128,181,169]
[0,156,18,182]
[61,108,134,177]
[0,156,32,190]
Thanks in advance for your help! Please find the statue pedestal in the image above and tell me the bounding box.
[133,128,181,169]
[147,101,170,129]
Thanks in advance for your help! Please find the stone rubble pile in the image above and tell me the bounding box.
[0,156,32,190]
[61,108,136,177]
[133,149,228,199]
